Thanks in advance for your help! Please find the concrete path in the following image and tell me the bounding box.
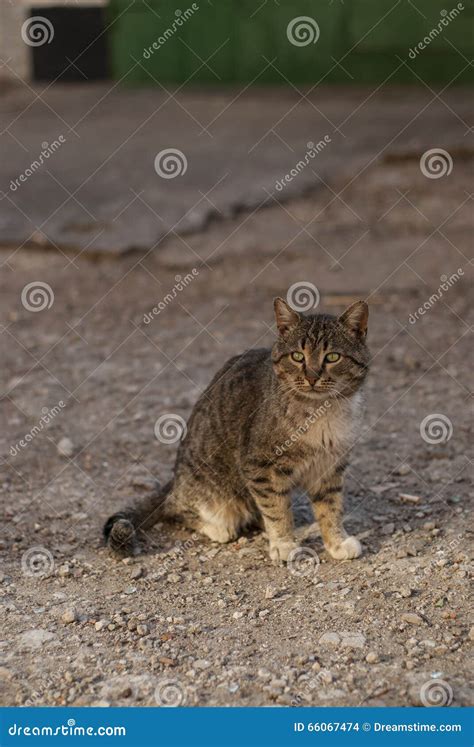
[1,84,471,253]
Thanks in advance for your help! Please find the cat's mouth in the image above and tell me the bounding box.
[297,386,339,400]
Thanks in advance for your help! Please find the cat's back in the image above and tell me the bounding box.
[206,347,271,395]
[185,348,271,428]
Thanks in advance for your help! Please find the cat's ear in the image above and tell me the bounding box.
[339,301,368,338]
[274,297,300,336]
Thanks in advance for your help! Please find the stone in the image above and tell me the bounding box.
[399,493,421,504]
[194,659,211,670]
[396,464,411,476]
[61,608,77,624]
[57,437,74,458]
[130,566,144,580]
[366,651,379,664]
[18,629,54,650]
[319,632,341,646]
[402,613,424,626]
[340,632,366,649]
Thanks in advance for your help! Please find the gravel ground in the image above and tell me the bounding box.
[0,153,473,708]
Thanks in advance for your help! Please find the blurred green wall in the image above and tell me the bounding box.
[109,0,473,85]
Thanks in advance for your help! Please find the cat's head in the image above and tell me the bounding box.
[271,297,370,400]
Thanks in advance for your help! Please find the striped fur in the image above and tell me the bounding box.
[104,297,370,562]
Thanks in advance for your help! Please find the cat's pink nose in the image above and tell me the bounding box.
[306,376,317,387]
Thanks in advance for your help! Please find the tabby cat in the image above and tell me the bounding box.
[104,296,369,563]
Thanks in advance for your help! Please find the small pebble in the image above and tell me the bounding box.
[402,613,423,626]
[194,659,211,670]
[366,651,379,664]
[396,464,411,476]
[130,566,144,580]
[57,437,74,458]
[399,493,421,504]
[61,608,77,624]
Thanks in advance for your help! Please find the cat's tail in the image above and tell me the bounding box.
[103,480,173,556]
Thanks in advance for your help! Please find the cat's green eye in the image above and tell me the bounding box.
[326,352,341,363]
[291,351,305,362]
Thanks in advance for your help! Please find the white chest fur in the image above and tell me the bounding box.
[291,392,363,484]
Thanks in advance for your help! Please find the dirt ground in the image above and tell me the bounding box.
[0,152,472,708]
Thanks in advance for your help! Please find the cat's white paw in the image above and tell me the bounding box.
[327,536,362,560]
[269,539,299,564]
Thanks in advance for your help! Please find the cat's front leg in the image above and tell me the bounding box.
[245,468,298,563]
[306,466,362,560]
